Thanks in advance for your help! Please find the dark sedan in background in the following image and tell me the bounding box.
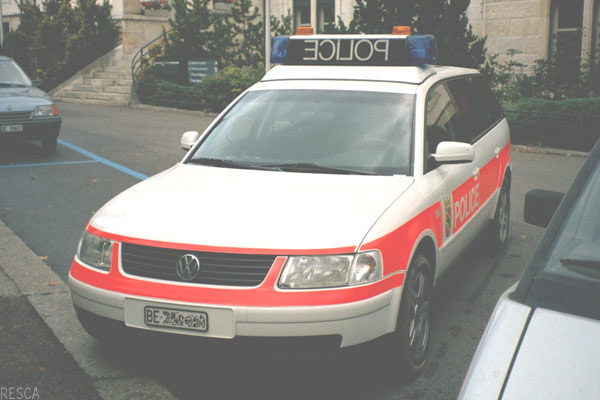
[0,56,61,153]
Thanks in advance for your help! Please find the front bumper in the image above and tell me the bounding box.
[0,116,61,141]
[69,272,403,348]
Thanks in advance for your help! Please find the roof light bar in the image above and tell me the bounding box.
[270,34,437,66]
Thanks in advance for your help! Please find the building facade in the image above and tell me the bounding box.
[1,0,21,35]
[468,0,600,69]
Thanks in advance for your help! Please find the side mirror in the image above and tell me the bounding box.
[431,141,475,164]
[524,189,564,228]
[181,131,200,150]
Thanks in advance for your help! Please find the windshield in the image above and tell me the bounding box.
[188,89,415,175]
[525,158,600,320]
[542,161,600,282]
[0,60,32,87]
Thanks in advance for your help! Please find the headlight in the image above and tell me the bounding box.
[77,231,113,271]
[33,105,58,117]
[279,251,382,289]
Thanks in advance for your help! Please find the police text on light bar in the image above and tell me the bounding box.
[271,34,437,66]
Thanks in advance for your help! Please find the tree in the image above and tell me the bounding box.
[163,0,212,59]
[229,0,263,67]
[347,0,487,69]
[1,0,119,89]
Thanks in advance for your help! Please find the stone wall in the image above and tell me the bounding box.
[467,0,550,68]
[118,14,171,54]
[113,0,171,54]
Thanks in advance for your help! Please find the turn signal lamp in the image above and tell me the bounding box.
[392,26,411,35]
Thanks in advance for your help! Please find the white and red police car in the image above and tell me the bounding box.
[69,27,511,375]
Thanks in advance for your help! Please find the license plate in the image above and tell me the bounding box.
[144,306,208,332]
[1,124,23,133]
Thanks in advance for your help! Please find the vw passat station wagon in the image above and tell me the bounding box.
[69,27,511,375]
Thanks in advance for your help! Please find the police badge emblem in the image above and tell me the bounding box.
[444,196,452,238]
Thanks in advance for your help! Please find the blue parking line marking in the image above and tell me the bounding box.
[0,160,98,169]
[58,139,149,180]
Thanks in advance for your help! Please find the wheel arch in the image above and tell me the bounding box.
[406,231,438,285]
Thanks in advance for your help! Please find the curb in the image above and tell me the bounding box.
[511,144,588,158]
[0,220,175,400]
[131,102,219,118]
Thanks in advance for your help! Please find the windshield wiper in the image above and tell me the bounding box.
[560,258,600,269]
[188,157,279,171]
[274,162,377,175]
[0,82,27,87]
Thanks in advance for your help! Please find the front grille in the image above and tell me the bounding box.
[0,111,32,120]
[121,243,277,287]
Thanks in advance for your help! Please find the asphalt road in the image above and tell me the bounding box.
[0,102,587,399]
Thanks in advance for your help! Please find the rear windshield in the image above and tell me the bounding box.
[188,89,415,176]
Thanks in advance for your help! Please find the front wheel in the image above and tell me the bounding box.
[389,253,433,377]
[487,179,510,251]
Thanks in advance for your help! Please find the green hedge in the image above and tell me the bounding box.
[504,97,600,117]
[504,97,600,151]
[136,65,264,113]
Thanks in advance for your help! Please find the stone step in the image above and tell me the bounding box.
[103,66,130,73]
[81,77,133,86]
[56,90,129,102]
[104,86,131,94]
[90,71,131,80]
[70,84,132,95]
[54,97,130,108]
[71,84,105,93]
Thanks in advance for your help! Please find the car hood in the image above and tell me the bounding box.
[502,308,600,399]
[90,164,414,252]
[0,87,52,112]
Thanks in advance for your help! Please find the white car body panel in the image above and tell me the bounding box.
[502,308,600,400]
[459,288,531,399]
[91,163,414,251]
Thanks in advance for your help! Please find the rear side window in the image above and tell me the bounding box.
[424,84,467,172]
[445,77,503,142]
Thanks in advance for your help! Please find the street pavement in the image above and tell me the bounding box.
[0,220,176,400]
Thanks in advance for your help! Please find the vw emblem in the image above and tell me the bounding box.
[176,254,201,281]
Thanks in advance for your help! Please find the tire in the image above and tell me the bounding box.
[487,178,510,251]
[41,137,57,153]
[390,253,433,378]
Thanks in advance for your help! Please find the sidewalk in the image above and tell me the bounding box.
[0,220,175,400]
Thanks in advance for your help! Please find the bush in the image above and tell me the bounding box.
[485,51,600,104]
[199,65,263,111]
[136,65,263,113]
[504,97,600,151]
